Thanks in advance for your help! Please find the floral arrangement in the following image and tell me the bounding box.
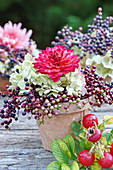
[52,7,113,82]
[47,114,113,170]
[0,45,113,129]
[0,21,40,77]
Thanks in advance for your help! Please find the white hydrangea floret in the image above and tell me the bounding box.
[85,51,113,81]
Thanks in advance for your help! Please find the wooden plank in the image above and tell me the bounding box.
[0,129,55,170]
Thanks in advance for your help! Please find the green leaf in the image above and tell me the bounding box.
[74,139,81,155]
[102,132,113,143]
[98,123,105,130]
[85,140,93,150]
[71,121,83,136]
[101,137,107,145]
[110,129,113,135]
[79,132,86,139]
[61,164,71,170]
[80,167,86,170]
[80,139,87,150]
[63,135,77,160]
[51,139,71,164]
[69,161,79,170]
[46,161,61,170]
[95,152,101,159]
[103,117,113,124]
[90,161,102,170]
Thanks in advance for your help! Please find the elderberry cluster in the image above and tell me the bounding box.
[0,41,34,77]
[82,66,113,106]
[52,7,113,58]
[0,66,113,129]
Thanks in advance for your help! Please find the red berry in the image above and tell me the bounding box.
[99,152,113,168]
[78,150,95,166]
[83,114,98,129]
[110,143,113,156]
[87,128,102,143]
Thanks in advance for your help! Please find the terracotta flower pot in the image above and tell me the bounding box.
[37,101,90,151]
[0,74,11,95]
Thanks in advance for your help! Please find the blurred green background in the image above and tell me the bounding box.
[0,0,113,49]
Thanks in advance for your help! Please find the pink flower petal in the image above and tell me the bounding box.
[33,45,80,82]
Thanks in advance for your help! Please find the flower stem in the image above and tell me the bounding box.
[88,144,95,155]
[98,141,104,158]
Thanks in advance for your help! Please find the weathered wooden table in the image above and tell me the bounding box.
[0,97,112,170]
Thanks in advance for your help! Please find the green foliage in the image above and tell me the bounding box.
[47,118,113,170]
[46,161,61,170]
[46,136,79,170]
[61,163,71,170]
[51,138,71,164]
[90,161,102,170]
[0,0,113,48]
[74,138,81,155]
[69,161,79,170]
[71,121,83,136]
[102,131,113,143]
[63,135,77,160]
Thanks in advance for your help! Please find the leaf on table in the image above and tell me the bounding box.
[103,115,113,124]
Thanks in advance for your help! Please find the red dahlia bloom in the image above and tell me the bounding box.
[33,45,80,82]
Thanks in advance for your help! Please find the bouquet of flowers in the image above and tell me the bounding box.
[0,45,112,130]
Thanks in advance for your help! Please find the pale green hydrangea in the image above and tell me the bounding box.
[85,51,113,81]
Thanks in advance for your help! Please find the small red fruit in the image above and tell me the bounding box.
[87,127,102,143]
[99,152,113,168]
[83,114,98,129]
[78,150,95,166]
[110,143,113,156]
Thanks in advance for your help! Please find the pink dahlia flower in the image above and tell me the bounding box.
[33,45,80,82]
[0,21,32,50]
